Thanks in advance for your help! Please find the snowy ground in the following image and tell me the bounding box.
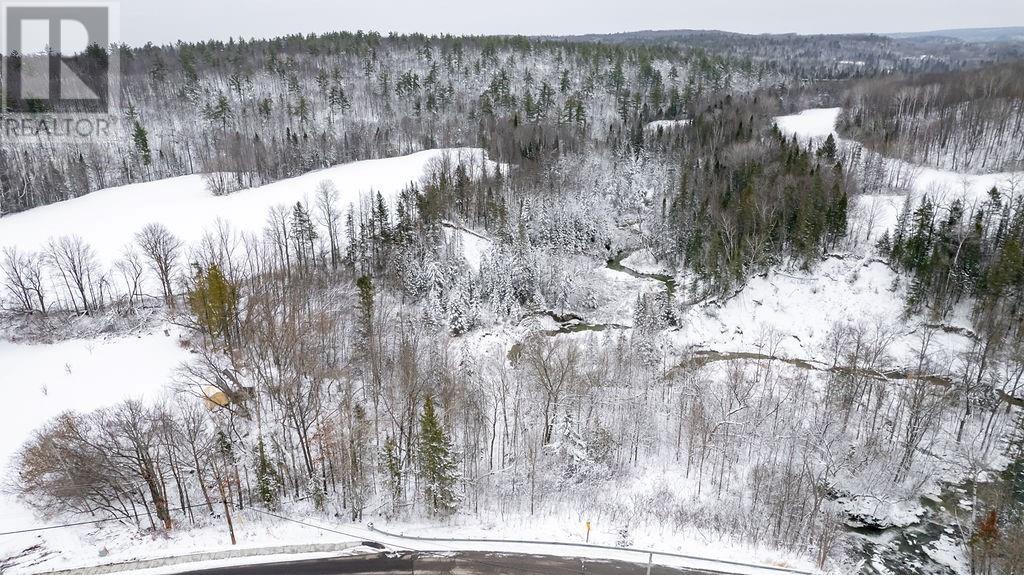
[7,508,360,574]
[0,148,490,275]
[442,222,493,272]
[645,119,691,132]
[0,325,189,469]
[0,324,194,573]
[621,249,672,275]
[672,255,973,368]
[776,108,1023,225]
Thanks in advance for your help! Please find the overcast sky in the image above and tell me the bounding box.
[117,0,1024,46]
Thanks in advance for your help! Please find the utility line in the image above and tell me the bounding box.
[0,500,219,536]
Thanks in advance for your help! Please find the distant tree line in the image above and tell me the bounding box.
[838,61,1024,172]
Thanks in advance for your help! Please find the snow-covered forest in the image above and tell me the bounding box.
[1,28,1023,575]
[838,62,1024,172]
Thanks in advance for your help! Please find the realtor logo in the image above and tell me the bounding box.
[1,2,119,139]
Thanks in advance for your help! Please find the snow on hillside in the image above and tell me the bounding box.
[620,249,671,275]
[775,107,841,139]
[776,108,1023,214]
[0,148,490,272]
[442,223,493,272]
[711,109,1020,367]
[0,326,193,569]
[674,255,972,368]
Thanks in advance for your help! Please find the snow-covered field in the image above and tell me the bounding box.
[0,327,189,469]
[0,325,193,572]
[0,148,490,272]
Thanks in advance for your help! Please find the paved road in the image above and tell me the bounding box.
[177,551,720,575]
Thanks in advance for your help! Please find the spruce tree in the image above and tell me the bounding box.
[290,201,317,269]
[132,121,152,167]
[355,275,375,354]
[418,396,459,515]
[817,133,837,161]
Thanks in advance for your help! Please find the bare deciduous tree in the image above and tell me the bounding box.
[136,223,183,306]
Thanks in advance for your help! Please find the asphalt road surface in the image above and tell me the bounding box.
[177,552,722,575]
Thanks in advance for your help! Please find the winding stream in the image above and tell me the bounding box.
[523,249,1024,574]
[605,250,677,301]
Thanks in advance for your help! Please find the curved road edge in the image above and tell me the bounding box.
[365,525,816,575]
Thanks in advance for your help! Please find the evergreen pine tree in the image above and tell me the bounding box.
[817,134,837,161]
[132,121,152,167]
[290,201,317,270]
[418,396,459,515]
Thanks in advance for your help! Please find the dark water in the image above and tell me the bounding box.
[848,432,1024,574]
[605,250,677,301]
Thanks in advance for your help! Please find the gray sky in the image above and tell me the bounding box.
[118,0,1024,46]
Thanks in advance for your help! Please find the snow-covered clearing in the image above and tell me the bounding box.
[442,222,493,272]
[0,148,490,273]
[0,327,189,469]
[674,255,972,367]
[776,108,1024,239]
[0,325,193,572]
